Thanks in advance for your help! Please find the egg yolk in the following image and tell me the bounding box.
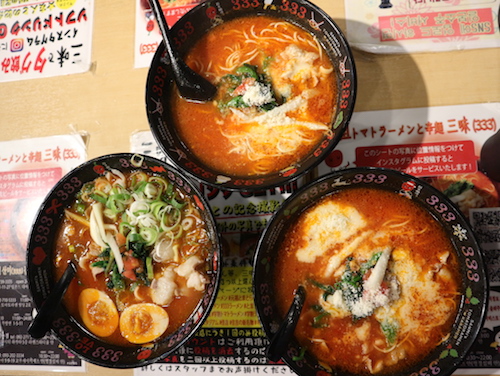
[78,288,119,338]
[119,303,169,344]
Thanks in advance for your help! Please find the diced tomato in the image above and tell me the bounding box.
[380,280,389,294]
[123,255,140,270]
[233,77,255,96]
[122,252,140,281]
[363,270,371,280]
[122,269,137,281]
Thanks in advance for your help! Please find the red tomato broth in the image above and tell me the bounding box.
[273,188,461,375]
[53,170,212,347]
[170,15,337,177]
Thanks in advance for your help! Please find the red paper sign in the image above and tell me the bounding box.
[355,140,477,177]
[0,167,62,200]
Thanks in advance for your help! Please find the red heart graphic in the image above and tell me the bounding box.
[33,247,47,265]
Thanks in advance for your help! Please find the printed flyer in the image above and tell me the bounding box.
[134,0,203,69]
[0,0,94,83]
[131,102,500,376]
[344,0,500,53]
[0,133,87,370]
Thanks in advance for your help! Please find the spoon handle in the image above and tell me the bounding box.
[149,0,187,80]
[28,261,77,339]
[266,285,306,362]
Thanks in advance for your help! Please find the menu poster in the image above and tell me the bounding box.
[0,134,87,371]
[131,131,298,376]
[344,0,500,54]
[318,102,500,373]
[134,0,203,69]
[0,0,94,83]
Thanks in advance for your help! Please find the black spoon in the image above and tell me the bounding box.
[266,285,306,362]
[28,261,77,339]
[149,0,217,103]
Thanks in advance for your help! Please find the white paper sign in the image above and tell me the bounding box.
[0,0,94,82]
[344,0,500,54]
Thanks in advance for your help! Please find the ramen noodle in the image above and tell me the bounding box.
[54,168,212,346]
[274,187,461,375]
[170,15,337,176]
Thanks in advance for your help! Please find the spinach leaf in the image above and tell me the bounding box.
[443,180,474,197]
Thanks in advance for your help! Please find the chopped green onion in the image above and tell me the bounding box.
[292,347,306,361]
[170,196,186,210]
[90,193,107,205]
[146,256,154,281]
[312,311,330,328]
[160,207,182,231]
[139,227,159,246]
[119,221,134,235]
[75,202,86,214]
[151,201,169,217]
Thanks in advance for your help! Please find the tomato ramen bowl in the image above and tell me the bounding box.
[27,153,221,368]
[253,167,487,376]
[145,0,356,191]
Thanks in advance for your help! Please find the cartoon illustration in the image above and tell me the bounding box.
[263,0,276,10]
[490,330,500,353]
[379,0,393,8]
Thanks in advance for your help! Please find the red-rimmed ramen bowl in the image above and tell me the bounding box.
[145,0,356,191]
[27,153,221,368]
[253,167,487,376]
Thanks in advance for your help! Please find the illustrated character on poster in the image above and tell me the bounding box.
[379,0,393,8]
[461,325,500,363]
[490,330,500,353]
[264,0,277,10]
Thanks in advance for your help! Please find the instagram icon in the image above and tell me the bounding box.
[10,38,24,52]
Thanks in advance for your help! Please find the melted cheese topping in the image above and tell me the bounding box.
[296,201,366,263]
[376,247,457,339]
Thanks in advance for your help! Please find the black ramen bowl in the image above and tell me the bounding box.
[27,153,221,368]
[253,167,488,376]
[145,0,356,191]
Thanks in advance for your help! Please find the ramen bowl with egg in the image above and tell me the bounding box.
[253,167,487,376]
[27,153,221,368]
[146,0,356,191]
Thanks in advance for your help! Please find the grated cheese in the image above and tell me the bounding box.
[241,82,274,107]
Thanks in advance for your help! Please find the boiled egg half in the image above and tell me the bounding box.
[119,303,169,344]
[78,288,119,337]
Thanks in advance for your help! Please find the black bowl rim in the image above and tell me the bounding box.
[252,166,488,376]
[145,0,357,192]
[26,152,222,368]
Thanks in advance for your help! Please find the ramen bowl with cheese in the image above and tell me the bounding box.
[253,167,487,376]
[146,0,356,191]
[27,153,221,368]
